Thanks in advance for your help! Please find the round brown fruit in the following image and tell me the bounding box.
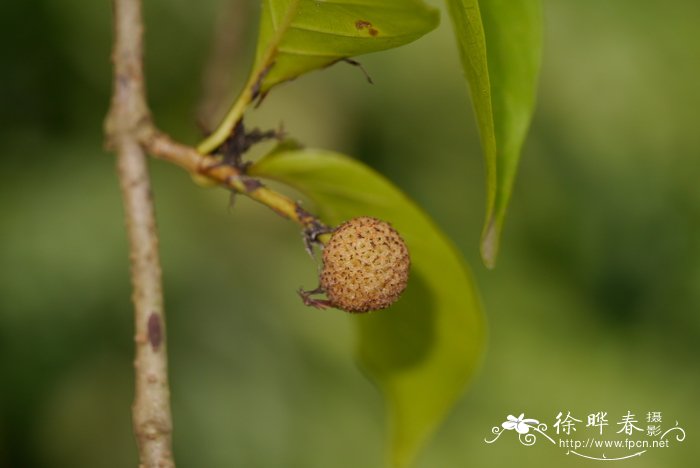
[320,216,410,313]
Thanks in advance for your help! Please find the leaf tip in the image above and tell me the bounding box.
[480,218,500,269]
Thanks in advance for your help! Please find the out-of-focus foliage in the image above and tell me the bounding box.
[252,148,484,467]
[1,0,699,467]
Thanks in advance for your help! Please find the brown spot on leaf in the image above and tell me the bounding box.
[147,313,162,352]
[354,20,379,37]
[355,20,372,30]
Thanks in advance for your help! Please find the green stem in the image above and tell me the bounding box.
[195,0,303,155]
[196,80,254,154]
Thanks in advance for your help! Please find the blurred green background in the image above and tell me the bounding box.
[1,0,698,466]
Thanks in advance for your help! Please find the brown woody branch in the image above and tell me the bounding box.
[106,0,329,464]
[105,0,174,466]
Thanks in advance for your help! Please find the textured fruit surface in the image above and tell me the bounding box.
[320,217,410,312]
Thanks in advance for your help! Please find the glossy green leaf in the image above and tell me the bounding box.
[254,0,440,93]
[251,148,484,467]
[445,0,542,268]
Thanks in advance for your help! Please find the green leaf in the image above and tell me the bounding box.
[251,148,485,467]
[445,0,542,268]
[255,0,440,93]
[197,0,439,155]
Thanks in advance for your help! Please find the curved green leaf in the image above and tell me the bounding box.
[196,0,438,157]
[255,0,440,93]
[445,0,542,268]
[251,148,484,467]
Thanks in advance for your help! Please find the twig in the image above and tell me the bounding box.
[144,131,323,231]
[105,0,174,466]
